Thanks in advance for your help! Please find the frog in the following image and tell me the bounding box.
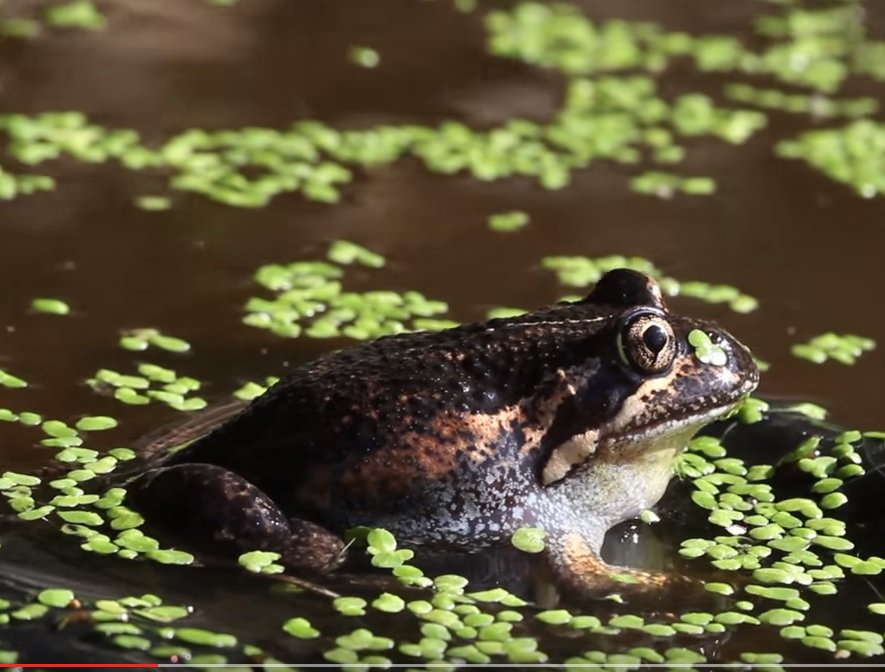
[124,268,759,597]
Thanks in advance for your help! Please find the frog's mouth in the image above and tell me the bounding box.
[541,398,743,486]
[602,397,746,460]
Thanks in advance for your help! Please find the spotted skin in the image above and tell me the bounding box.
[125,269,759,594]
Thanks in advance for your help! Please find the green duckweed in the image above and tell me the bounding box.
[0,18,40,39]
[118,328,192,353]
[630,171,716,198]
[487,211,530,232]
[0,369,28,389]
[791,332,875,365]
[89,365,206,411]
[372,593,405,613]
[511,527,546,553]
[36,589,74,609]
[282,617,320,639]
[135,195,172,211]
[238,550,284,575]
[349,46,380,68]
[31,298,70,315]
[778,121,885,198]
[44,1,107,30]
[246,243,451,340]
[172,627,237,648]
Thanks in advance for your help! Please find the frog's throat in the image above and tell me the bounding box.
[550,430,692,531]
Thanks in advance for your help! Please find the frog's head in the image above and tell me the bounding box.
[540,268,759,489]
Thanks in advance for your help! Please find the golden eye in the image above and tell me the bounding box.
[617,310,677,374]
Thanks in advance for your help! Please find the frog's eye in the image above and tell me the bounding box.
[618,311,676,374]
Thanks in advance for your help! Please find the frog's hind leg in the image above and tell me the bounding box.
[125,464,346,573]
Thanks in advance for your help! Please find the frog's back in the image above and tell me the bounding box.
[167,304,609,508]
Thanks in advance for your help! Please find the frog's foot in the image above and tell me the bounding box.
[125,464,346,573]
[544,532,698,604]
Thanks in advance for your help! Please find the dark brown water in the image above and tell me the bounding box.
[0,0,883,665]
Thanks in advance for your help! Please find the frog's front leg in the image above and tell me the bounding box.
[125,464,346,573]
[544,531,688,598]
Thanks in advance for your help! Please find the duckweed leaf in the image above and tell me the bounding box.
[31,298,70,315]
[75,416,118,431]
[511,527,546,553]
[372,593,405,613]
[151,335,191,353]
[282,617,320,639]
[112,635,151,651]
[328,240,385,268]
[333,597,367,617]
[44,1,107,30]
[11,604,48,621]
[434,574,468,593]
[487,211,530,232]
[37,589,74,608]
[630,172,716,198]
[173,627,237,648]
[118,336,146,351]
[113,388,150,405]
[238,550,284,574]
[135,606,190,623]
[760,608,805,626]
[486,307,526,319]
[116,529,159,553]
[57,510,103,526]
[135,195,171,211]
[146,549,194,565]
[704,582,734,596]
[0,369,28,388]
[349,46,380,68]
[367,528,397,554]
[3,472,40,487]
[688,329,728,366]
[232,379,276,401]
